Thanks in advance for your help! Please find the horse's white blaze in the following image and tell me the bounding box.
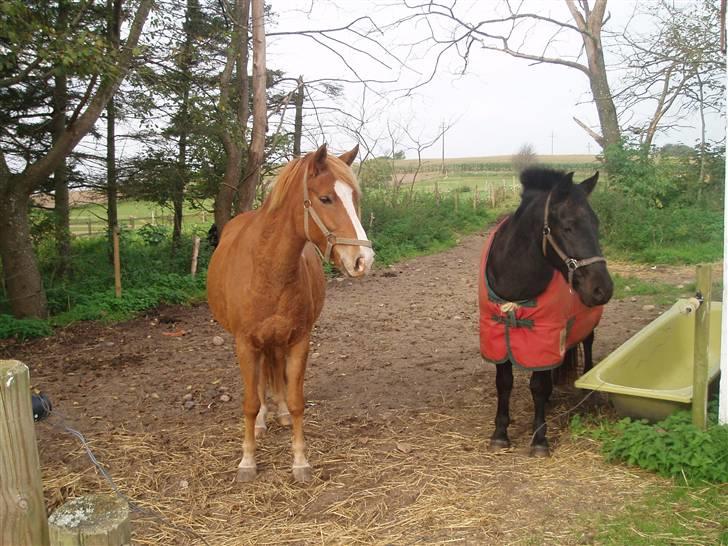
[334,181,374,272]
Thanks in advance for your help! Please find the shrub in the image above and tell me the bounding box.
[572,400,728,484]
[358,158,393,189]
[0,314,53,340]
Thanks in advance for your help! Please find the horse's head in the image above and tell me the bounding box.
[299,143,375,277]
[522,168,613,307]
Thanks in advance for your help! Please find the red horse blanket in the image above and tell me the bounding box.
[479,219,603,370]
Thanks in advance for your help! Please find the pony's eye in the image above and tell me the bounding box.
[319,195,333,204]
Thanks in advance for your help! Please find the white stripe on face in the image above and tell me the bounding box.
[334,181,369,242]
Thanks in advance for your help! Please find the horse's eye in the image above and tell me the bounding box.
[319,195,333,205]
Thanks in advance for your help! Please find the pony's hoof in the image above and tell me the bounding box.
[254,425,267,438]
[292,465,312,483]
[236,465,257,482]
[529,445,550,458]
[277,412,292,426]
[489,438,511,451]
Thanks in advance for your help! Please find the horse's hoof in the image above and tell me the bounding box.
[277,412,292,426]
[292,465,312,483]
[489,438,511,451]
[254,425,267,438]
[529,445,550,458]
[236,465,257,482]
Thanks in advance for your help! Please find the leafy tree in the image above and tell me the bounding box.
[0,0,153,318]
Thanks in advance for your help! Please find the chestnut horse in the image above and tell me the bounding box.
[207,144,374,482]
[479,168,613,456]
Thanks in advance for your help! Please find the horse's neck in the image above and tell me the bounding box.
[252,203,308,285]
[486,208,554,301]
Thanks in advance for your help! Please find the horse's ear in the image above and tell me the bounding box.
[580,171,599,196]
[310,143,328,175]
[338,144,359,167]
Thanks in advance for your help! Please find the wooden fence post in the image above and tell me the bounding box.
[129,216,135,230]
[473,187,478,210]
[0,360,50,546]
[49,494,130,546]
[87,220,92,236]
[190,236,201,277]
[151,210,156,225]
[112,226,121,298]
[692,265,712,429]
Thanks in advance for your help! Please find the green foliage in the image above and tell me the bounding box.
[571,401,728,484]
[0,230,211,339]
[137,223,171,246]
[611,274,695,304]
[592,190,723,264]
[361,188,498,265]
[358,158,393,189]
[0,314,52,340]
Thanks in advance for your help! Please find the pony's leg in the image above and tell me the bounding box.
[490,361,513,450]
[286,335,312,483]
[236,338,262,482]
[529,370,553,457]
[272,347,291,426]
[582,331,595,374]
[255,372,268,437]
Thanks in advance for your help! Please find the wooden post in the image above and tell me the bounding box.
[151,210,156,225]
[129,216,135,230]
[490,186,496,208]
[49,494,130,546]
[190,236,201,277]
[473,187,478,210]
[0,360,50,546]
[693,265,712,429]
[112,226,121,298]
[87,220,92,236]
[202,211,206,224]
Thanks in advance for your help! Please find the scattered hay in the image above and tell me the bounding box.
[39,401,660,545]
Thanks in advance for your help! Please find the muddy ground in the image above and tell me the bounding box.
[2,232,695,545]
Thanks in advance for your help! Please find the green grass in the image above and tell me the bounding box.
[69,199,213,220]
[592,483,728,545]
[612,274,696,304]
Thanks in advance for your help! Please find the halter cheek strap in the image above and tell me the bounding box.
[542,191,606,288]
[302,170,373,262]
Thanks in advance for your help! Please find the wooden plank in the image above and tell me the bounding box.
[692,265,712,429]
[0,360,50,546]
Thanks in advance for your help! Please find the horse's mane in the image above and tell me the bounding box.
[266,152,361,211]
[520,167,573,193]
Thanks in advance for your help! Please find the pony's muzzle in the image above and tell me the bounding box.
[343,246,374,277]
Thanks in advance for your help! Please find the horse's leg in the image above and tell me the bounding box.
[490,361,513,450]
[582,331,595,374]
[236,338,262,482]
[255,369,268,437]
[272,346,291,426]
[286,335,312,483]
[529,369,553,457]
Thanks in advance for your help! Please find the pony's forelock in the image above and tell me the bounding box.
[267,153,360,211]
[520,167,574,193]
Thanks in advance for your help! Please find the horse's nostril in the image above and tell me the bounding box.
[355,256,364,272]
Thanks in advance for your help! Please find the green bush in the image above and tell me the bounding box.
[0,314,53,340]
[358,158,393,189]
[571,401,728,484]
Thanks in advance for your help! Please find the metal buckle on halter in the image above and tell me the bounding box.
[303,199,312,209]
[566,258,579,271]
[326,233,337,244]
[543,226,551,236]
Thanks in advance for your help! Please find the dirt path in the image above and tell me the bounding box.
[2,233,676,545]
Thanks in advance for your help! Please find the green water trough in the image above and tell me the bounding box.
[575,299,722,422]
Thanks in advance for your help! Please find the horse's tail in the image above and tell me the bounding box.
[262,347,286,400]
[552,329,598,385]
[552,343,582,386]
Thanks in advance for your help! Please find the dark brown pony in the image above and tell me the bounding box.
[482,168,613,456]
[207,144,374,482]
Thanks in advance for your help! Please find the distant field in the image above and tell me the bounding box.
[393,154,600,172]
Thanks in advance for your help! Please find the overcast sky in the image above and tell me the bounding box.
[266,0,724,159]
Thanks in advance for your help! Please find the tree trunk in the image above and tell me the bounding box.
[566,0,621,150]
[215,0,250,232]
[237,0,264,213]
[52,2,70,277]
[0,187,48,318]
[293,77,303,156]
[106,0,122,251]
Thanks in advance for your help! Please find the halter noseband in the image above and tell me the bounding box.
[542,190,606,288]
[302,170,372,263]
